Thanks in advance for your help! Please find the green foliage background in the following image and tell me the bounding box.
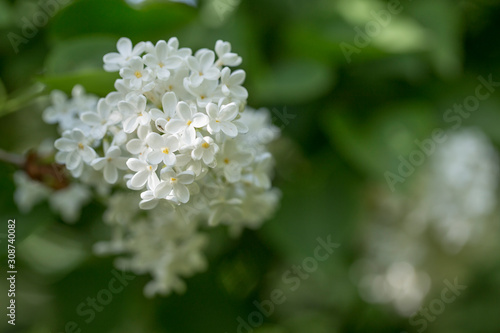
[1,0,500,332]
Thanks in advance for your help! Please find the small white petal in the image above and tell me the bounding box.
[130,170,149,187]
[103,164,118,184]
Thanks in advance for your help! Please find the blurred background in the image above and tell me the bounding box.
[1,0,500,332]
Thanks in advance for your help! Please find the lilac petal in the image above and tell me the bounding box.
[174,184,190,203]
[55,138,77,151]
[191,113,209,128]
[130,170,148,187]
[104,164,118,184]
[165,119,186,134]
[219,121,238,137]
[147,151,164,165]
[146,132,164,149]
[117,37,132,56]
[126,158,147,172]
[66,152,81,170]
[155,181,172,198]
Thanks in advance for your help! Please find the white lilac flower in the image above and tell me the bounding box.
[186,50,220,87]
[150,91,177,133]
[157,169,195,203]
[40,38,281,297]
[242,152,273,189]
[49,184,91,223]
[145,132,179,166]
[106,79,129,107]
[54,129,96,177]
[215,40,242,67]
[219,67,248,99]
[165,101,209,144]
[425,129,498,253]
[206,102,245,137]
[44,85,98,132]
[208,197,242,226]
[191,135,219,165]
[13,171,51,213]
[156,67,191,101]
[104,37,146,72]
[81,99,121,140]
[126,125,152,158]
[183,76,218,107]
[218,140,253,182]
[42,90,68,125]
[120,56,154,91]
[118,94,151,133]
[143,40,184,80]
[91,146,128,184]
[126,158,160,190]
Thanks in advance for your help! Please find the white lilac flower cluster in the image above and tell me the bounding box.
[40,37,281,296]
[352,128,498,316]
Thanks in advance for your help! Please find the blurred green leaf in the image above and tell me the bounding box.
[0,78,6,109]
[261,152,360,260]
[324,102,437,180]
[38,70,117,96]
[45,37,117,74]
[0,0,11,28]
[0,82,45,119]
[409,0,462,78]
[250,60,335,105]
[49,0,197,41]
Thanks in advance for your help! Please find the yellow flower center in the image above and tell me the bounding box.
[134,71,142,78]
[162,148,169,154]
[171,177,177,182]
[186,120,192,126]
[202,142,210,149]
[224,158,229,164]
[159,62,164,68]
[78,143,84,150]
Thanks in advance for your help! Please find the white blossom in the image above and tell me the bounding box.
[40,37,280,297]
[54,128,96,177]
[165,101,208,144]
[103,37,146,72]
[91,145,128,184]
